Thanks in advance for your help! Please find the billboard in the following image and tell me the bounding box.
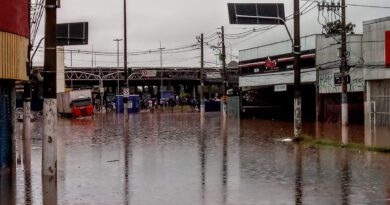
[228,3,285,25]
[57,22,89,46]
[0,0,29,37]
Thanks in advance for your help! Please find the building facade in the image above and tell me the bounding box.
[0,0,29,171]
[363,17,390,147]
[238,16,390,146]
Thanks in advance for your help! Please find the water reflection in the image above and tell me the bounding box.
[42,176,57,205]
[340,150,350,205]
[5,113,390,205]
[294,144,303,205]
[0,174,16,205]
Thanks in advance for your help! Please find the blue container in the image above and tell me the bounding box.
[205,100,221,112]
[115,95,140,113]
[0,85,12,169]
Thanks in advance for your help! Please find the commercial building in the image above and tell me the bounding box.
[363,16,390,147]
[238,16,390,126]
[0,0,29,171]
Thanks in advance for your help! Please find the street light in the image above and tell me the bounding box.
[113,38,123,95]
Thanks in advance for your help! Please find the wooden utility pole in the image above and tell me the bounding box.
[23,0,32,172]
[123,0,129,120]
[42,0,57,177]
[293,0,302,138]
[123,0,128,87]
[220,26,227,117]
[199,34,205,115]
[340,0,349,144]
[341,0,348,126]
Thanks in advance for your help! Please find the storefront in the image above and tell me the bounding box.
[239,35,317,121]
[0,0,29,171]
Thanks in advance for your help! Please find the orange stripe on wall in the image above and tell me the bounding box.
[0,31,28,81]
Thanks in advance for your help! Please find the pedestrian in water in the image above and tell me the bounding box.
[168,98,175,112]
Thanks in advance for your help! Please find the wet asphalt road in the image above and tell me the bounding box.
[1,112,390,205]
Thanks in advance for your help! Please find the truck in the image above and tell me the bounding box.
[57,89,94,118]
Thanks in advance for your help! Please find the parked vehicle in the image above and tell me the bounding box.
[57,90,94,118]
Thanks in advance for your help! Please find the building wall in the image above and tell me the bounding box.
[57,47,65,93]
[316,34,363,69]
[0,0,29,81]
[363,16,390,66]
[0,32,29,81]
[239,35,316,62]
[316,34,364,94]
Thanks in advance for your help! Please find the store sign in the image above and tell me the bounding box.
[265,57,277,70]
[334,72,350,85]
[206,72,222,79]
[274,84,287,92]
[141,70,157,77]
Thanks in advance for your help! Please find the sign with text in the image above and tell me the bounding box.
[274,84,287,92]
[334,73,351,85]
[228,3,285,25]
[206,72,222,79]
[141,70,157,77]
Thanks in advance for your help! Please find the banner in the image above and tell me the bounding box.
[0,0,29,37]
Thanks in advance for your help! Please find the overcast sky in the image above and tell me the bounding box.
[32,0,390,68]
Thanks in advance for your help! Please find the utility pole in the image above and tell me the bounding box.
[293,0,302,138]
[70,50,73,89]
[340,0,349,144]
[114,39,123,95]
[123,0,129,120]
[23,0,33,174]
[91,45,94,67]
[43,0,57,177]
[219,26,227,117]
[159,42,165,110]
[197,34,205,115]
[123,0,128,88]
[341,0,348,127]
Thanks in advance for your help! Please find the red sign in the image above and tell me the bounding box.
[386,31,390,67]
[0,0,29,37]
[265,57,277,70]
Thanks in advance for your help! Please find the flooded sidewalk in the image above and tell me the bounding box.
[1,112,390,205]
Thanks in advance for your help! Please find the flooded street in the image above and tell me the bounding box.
[1,112,390,205]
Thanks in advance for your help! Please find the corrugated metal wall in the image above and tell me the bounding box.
[0,81,12,169]
[0,31,28,81]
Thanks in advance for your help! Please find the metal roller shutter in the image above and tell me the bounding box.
[0,82,12,169]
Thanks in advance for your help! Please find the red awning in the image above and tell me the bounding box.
[0,0,29,38]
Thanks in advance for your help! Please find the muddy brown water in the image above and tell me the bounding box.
[1,112,389,205]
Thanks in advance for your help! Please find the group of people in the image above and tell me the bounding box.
[139,96,200,112]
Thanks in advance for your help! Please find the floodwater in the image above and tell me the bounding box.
[1,112,390,205]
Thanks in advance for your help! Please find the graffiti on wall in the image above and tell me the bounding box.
[319,69,364,93]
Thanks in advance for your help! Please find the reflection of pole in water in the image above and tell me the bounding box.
[0,174,16,205]
[221,117,228,204]
[23,129,32,205]
[294,143,303,205]
[123,118,131,205]
[340,150,350,205]
[198,116,206,205]
[42,176,57,205]
[342,125,349,145]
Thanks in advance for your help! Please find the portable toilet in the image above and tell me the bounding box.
[115,95,125,113]
[115,95,140,113]
[128,95,140,113]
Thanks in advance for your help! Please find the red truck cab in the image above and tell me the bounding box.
[70,97,94,118]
